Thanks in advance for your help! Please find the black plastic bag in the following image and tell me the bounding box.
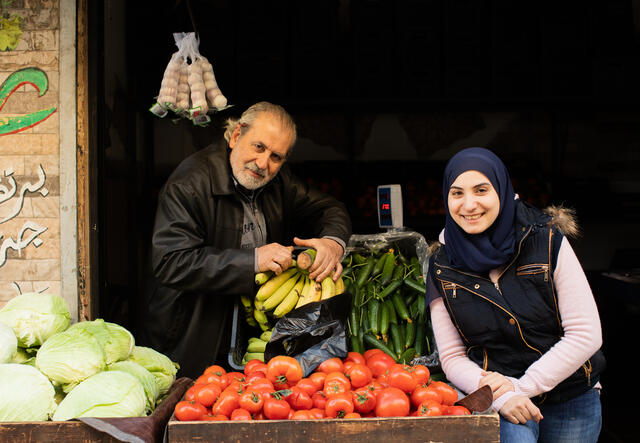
[264,291,351,377]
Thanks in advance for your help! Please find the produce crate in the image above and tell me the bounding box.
[0,377,191,443]
[167,412,500,443]
[228,299,253,371]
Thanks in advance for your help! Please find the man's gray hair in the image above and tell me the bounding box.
[223,101,297,148]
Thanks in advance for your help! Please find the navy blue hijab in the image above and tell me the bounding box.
[442,147,517,273]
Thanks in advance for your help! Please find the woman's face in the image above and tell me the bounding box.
[448,170,500,234]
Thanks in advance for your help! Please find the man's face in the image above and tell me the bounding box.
[229,113,293,190]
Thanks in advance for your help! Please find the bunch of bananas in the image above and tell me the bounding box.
[241,329,272,364]
[240,249,346,332]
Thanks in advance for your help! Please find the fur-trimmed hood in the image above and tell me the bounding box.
[428,204,579,256]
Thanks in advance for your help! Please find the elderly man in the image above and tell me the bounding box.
[137,102,352,378]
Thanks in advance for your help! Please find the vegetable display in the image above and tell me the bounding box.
[0,292,178,422]
[238,250,345,364]
[341,246,433,364]
[173,352,468,421]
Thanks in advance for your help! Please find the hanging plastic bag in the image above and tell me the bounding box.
[150,32,230,125]
[264,291,351,377]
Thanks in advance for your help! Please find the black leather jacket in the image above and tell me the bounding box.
[136,142,351,378]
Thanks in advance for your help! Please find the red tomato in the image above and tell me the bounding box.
[204,364,227,376]
[366,353,396,378]
[244,359,267,376]
[184,383,202,402]
[363,348,385,361]
[325,392,354,418]
[296,378,320,396]
[411,365,430,386]
[316,357,344,374]
[230,408,252,420]
[446,405,471,415]
[345,363,372,389]
[224,380,245,395]
[344,412,361,419]
[238,389,264,414]
[323,374,350,397]
[284,386,314,410]
[201,413,229,421]
[211,390,240,417]
[196,372,228,390]
[342,361,355,372]
[174,400,207,421]
[416,400,444,417]
[291,409,315,420]
[266,356,303,389]
[363,381,384,398]
[387,364,418,394]
[194,382,221,407]
[410,385,442,408]
[351,387,376,414]
[309,372,327,389]
[344,351,366,365]
[429,381,459,406]
[263,394,291,420]
[246,377,275,392]
[309,407,325,419]
[226,371,246,384]
[312,391,327,410]
[374,387,411,417]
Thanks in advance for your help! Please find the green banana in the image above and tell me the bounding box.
[260,330,272,342]
[247,340,267,353]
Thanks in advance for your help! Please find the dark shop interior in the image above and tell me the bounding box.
[89,1,640,441]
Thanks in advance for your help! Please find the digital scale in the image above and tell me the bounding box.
[377,184,403,230]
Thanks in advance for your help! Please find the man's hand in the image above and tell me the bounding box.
[479,370,515,400]
[257,243,294,274]
[500,394,543,424]
[294,237,343,282]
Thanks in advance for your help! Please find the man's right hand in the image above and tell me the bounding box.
[257,243,294,274]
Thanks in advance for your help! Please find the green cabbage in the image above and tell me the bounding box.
[0,321,17,363]
[52,370,146,421]
[67,319,134,364]
[0,363,57,421]
[0,293,70,347]
[128,346,178,396]
[35,327,106,392]
[108,360,159,413]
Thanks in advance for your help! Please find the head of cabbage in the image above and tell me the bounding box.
[0,293,70,348]
[128,346,179,396]
[52,370,146,421]
[35,327,106,392]
[108,360,159,414]
[67,319,134,365]
[0,321,17,363]
[0,363,57,421]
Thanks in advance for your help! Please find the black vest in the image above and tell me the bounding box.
[429,201,605,404]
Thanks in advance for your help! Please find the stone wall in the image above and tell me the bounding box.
[0,0,62,307]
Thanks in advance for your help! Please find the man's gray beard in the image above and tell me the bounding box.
[237,165,270,190]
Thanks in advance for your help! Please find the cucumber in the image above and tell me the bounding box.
[363,333,397,361]
[392,292,412,323]
[379,302,390,340]
[404,321,416,350]
[389,323,403,359]
[399,347,416,364]
[356,256,375,288]
[378,279,402,300]
[384,299,398,324]
[379,251,396,286]
[415,321,425,357]
[403,277,426,294]
[368,299,381,336]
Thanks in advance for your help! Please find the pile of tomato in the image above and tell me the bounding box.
[173,350,471,421]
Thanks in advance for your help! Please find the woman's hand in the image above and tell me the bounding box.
[294,237,344,282]
[479,370,515,399]
[499,394,543,424]
[257,243,293,274]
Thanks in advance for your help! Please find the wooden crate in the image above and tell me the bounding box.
[168,412,500,443]
[0,377,191,443]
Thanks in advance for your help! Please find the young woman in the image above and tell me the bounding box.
[427,147,605,442]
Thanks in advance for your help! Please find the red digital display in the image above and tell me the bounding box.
[381,203,390,210]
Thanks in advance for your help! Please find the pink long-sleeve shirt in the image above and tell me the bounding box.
[428,234,603,411]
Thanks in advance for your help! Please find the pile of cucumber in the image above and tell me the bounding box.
[341,247,432,363]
